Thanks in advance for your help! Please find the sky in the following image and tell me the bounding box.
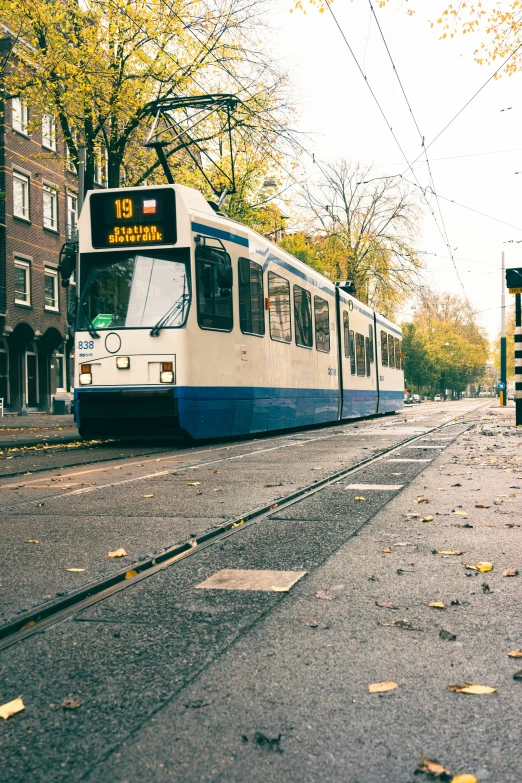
[267,0,522,338]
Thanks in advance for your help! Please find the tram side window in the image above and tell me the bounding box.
[381,330,388,366]
[196,241,233,331]
[395,337,401,369]
[365,337,371,377]
[368,324,374,362]
[343,312,350,357]
[268,272,291,343]
[238,258,265,336]
[294,285,313,347]
[356,333,366,376]
[389,334,395,368]
[349,330,356,375]
[314,296,330,352]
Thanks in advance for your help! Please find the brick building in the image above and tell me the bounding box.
[0,34,105,413]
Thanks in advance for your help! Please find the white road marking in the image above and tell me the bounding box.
[345,483,403,490]
[386,458,432,463]
[195,568,306,591]
[406,445,445,449]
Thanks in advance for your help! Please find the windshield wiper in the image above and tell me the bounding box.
[79,300,100,339]
[150,292,190,336]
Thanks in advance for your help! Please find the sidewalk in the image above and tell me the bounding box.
[0,414,74,430]
[97,405,522,782]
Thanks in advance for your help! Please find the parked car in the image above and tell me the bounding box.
[434,394,443,402]
[412,394,421,404]
[404,393,413,404]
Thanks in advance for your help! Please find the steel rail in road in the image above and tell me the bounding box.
[0,405,486,652]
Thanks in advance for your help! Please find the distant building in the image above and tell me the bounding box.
[0,33,106,413]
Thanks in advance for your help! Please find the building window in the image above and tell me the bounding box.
[268,272,291,343]
[195,240,233,331]
[13,171,30,220]
[238,258,264,336]
[44,267,59,311]
[66,193,78,240]
[381,330,388,367]
[314,295,330,353]
[395,337,401,370]
[14,259,31,305]
[41,114,56,150]
[356,333,366,376]
[12,98,28,134]
[294,285,313,348]
[94,147,108,186]
[52,348,65,390]
[43,185,58,231]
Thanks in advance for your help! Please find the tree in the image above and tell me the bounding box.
[298,160,424,318]
[3,0,296,194]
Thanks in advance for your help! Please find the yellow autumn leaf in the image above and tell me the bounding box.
[451,775,478,783]
[507,649,522,657]
[108,548,128,558]
[438,550,463,556]
[452,509,468,516]
[416,757,451,777]
[186,482,201,486]
[142,493,155,498]
[0,696,25,720]
[476,562,493,572]
[67,568,86,572]
[382,547,392,553]
[368,680,398,693]
[26,539,39,544]
[420,516,433,523]
[448,683,497,694]
[125,569,138,579]
[427,601,446,609]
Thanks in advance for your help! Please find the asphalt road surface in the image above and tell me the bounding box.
[3,399,520,783]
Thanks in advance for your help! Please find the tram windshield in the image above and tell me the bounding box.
[78,251,190,330]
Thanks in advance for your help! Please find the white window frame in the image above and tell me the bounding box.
[66,192,78,240]
[41,114,56,150]
[12,98,28,135]
[43,184,58,231]
[44,267,59,311]
[14,258,31,306]
[13,171,30,220]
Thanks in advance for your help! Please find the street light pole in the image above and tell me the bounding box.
[500,251,507,406]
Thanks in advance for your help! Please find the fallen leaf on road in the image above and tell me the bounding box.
[415,497,429,504]
[125,569,138,579]
[300,616,319,627]
[382,618,415,629]
[368,680,398,693]
[427,602,446,609]
[212,488,222,492]
[421,516,434,523]
[451,776,478,783]
[507,649,522,657]
[66,568,86,573]
[108,548,128,558]
[375,601,399,609]
[37,502,44,507]
[265,482,273,487]
[382,547,392,553]
[415,756,451,780]
[61,696,81,710]
[315,589,334,600]
[354,496,366,501]
[0,696,25,720]
[439,629,456,641]
[503,569,519,577]
[26,539,39,544]
[437,550,463,556]
[186,482,201,486]
[448,683,496,695]
[475,504,490,509]
[464,562,493,572]
[142,494,155,498]
[484,523,493,527]
[213,470,221,474]
[513,670,522,680]
[452,509,468,516]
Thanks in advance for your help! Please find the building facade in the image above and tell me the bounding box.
[0,36,105,413]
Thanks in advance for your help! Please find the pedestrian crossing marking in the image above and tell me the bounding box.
[195,568,306,592]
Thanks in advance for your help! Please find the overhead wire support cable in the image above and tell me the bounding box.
[366,0,465,295]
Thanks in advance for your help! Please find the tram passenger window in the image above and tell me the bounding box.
[381,331,388,366]
[268,272,291,343]
[356,333,366,376]
[349,330,356,375]
[314,296,330,352]
[395,337,401,369]
[389,335,395,368]
[365,337,371,376]
[238,258,264,336]
[343,312,350,357]
[196,241,233,331]
[399,340,403,369]
[368,324,374,362]
[294,285,313,347]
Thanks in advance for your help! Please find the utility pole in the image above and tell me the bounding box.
[500,251,507,406]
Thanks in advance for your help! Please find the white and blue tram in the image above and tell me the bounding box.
[73,184,404,439]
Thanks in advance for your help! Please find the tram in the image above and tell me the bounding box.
[72,184,404,439]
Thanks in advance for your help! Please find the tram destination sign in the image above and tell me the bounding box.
[90,188,177,248]
[505,267,522,294]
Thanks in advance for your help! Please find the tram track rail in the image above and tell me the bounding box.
[0,408,483,652]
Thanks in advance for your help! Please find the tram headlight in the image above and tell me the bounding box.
[116,356,130,369]
[160,361,174,383]
[79,364,92,385]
